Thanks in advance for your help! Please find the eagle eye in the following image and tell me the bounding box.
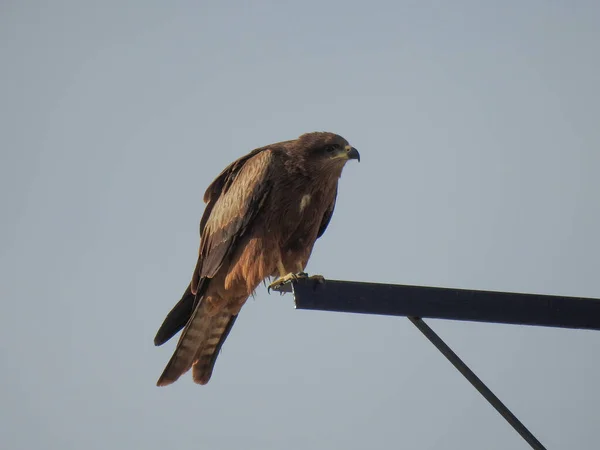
[325,144,339,154]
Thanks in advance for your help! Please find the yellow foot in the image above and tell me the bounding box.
[268,273,325,293]
[268,272,307,293]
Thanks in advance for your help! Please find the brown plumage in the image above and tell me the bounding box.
[154,131,360,386]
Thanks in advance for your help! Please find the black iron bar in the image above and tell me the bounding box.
[282,278,600,331]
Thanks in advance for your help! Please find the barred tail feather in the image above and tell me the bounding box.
[156,299,237,387]
[192,313,238,385]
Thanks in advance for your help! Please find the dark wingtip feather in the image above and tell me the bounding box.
[156,375,175,387]
[154,284,196,346]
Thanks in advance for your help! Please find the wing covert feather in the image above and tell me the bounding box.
[191,149,275,292]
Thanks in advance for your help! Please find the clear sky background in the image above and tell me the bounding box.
[2,1,599,449]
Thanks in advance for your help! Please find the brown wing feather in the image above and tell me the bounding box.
[198,146,267,235]
[154,148,276,347]
[191,148,275,293]
[155,149,277,385]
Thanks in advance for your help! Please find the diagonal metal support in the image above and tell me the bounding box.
[407,316,546,450]
[271,277,600,449]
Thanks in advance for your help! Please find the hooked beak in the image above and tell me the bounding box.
[346,146,360,162]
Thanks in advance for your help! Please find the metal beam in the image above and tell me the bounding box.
[276,278,600,330]
[271,277,573,449]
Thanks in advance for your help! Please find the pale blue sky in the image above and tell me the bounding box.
[2,1,600,449]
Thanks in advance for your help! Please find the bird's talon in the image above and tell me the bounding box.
[267,271,310,293]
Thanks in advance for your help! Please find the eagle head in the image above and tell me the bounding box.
[295,132,360,174]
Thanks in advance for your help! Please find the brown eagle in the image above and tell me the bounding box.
[154,131,360,386]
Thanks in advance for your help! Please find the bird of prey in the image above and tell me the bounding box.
[154,131,360,386]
